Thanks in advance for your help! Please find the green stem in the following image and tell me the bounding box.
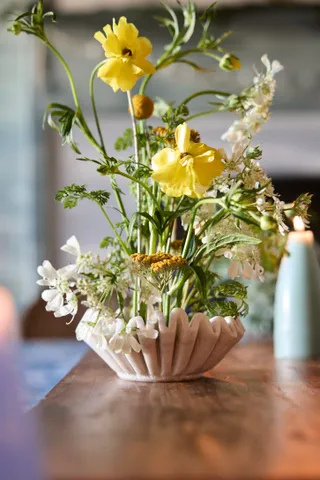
[183,285,197,311]
[185,108,221,123]
[162,293,171,326]
[181,198,225,258]
[127,91,141,316]
[89,60,107,152]
[116,171,160,208]
[98,204,130,255]
[45,40,80,108]
[181,90,231,105]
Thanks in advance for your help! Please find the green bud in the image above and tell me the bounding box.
[9,22,22,35]
[246,146,262,160]
[284,208,295,220]
[260,215,277,231]
[219,54,241,72]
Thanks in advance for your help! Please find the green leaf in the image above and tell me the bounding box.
[55,184,110,209]
[194,234,261,263]
[114,128,133,151]
[97,165,110,175]
[100,236,113,249]
[89,190,111,206]
[190,265,207,299]
[129,211,163,241]
[44,103,81,153]
[206,300,240,318]
[182,231,198,260]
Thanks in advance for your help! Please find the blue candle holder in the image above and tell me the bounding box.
[274,228,320,359]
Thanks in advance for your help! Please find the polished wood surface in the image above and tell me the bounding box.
[34,343,320,480]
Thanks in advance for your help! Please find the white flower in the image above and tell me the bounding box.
[54,292,78,322]
[76,309,108,349]
[219,140,248,172]
[273,197,289,235]
[109,316,158,354]
[61,235,81,257]
[228,259,264,283]
[261,54,283,77]
[37,260,77,316]
[222,55,283,144]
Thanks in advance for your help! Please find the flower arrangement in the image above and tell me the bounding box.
[10,1,311,357]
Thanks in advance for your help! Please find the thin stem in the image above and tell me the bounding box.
[162,293,171,326]
[181,90,231,105]
[45,40,80,108]
[45,39,104,153]
[89,60,107,152]
[127,91,141,252]
[185,108,221,123]
[181,198,225,258]
[127,91,141,316]
[98,204,130,255]
[116,171,160,208]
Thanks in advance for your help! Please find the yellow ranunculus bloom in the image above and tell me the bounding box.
[151,123,224,198]
[94,17,156,92]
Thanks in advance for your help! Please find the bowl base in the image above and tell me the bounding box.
[117,372,204,382]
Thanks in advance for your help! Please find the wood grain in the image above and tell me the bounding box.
[33,343,320,480]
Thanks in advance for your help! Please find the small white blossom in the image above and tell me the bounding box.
[228,259,264,283]
[37,260,77,317]
[222,55,283,144]
[109,316,158,354]
[61,235,81,257]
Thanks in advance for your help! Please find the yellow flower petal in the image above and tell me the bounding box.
[136,37,153,57]
[94,31,106,45]
[152,161,197,198]
[97,58,123,92]
[152,148,177,171]
[133,57,156,75]
[113,17,139,48]
[98,59,141,92]
[175,123,191,154]
[193,152,225,187]
[151,123,225,198]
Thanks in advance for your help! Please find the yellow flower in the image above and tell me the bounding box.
[94,17,155,92]
[151,123,224,198]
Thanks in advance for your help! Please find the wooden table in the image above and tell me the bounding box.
[34,343,320,480]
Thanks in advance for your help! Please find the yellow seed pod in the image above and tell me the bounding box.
[131,94,154,120]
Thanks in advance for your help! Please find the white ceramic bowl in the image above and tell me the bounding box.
[78,308,245,382]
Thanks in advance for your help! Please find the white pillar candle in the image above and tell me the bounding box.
[274,216,320,359]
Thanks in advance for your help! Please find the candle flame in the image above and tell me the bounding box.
[293,216,305,232]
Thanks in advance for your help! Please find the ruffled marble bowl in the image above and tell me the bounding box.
[78,308,245,382]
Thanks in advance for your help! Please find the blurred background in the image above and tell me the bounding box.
[0,0,320,347]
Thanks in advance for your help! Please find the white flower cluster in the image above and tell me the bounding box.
[37,236,158,354]
[76,309,158,354]
[224,248,264,283]
[222,55,283,144]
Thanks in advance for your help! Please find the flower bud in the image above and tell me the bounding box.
[260,215,277,231]
[219,54,241,72]
[10,22,22,35]
[131,94,154,120]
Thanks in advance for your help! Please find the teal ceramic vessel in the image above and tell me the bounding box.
[274,232,320,359]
